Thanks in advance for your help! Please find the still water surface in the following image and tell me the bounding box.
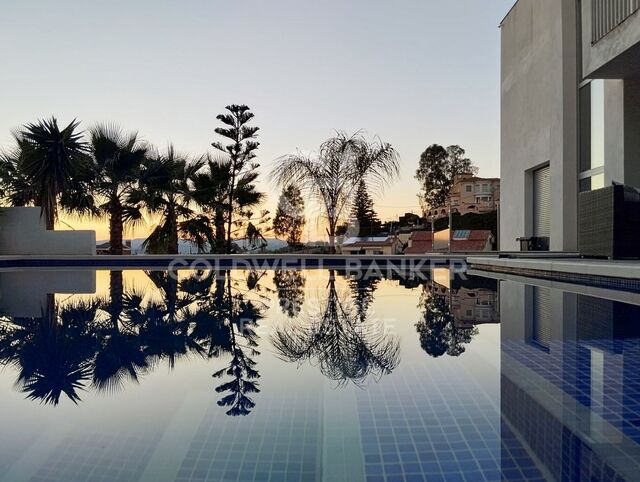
[0,268,638,481]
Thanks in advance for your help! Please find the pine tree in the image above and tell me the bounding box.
[211,104,261,254]
[350,180,381,236]
[272,185,305,247]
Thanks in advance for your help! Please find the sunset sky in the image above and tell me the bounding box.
[0,0,514,241]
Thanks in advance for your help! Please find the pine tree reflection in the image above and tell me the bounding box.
[187,270,263,416]
[272,271,399,386]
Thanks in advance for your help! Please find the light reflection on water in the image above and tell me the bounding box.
[0,268,638,481]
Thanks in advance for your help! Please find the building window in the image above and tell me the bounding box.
[579,80,606,191]
[482,184,489,192]
[465,185,472,192]
[591,81,605,170]
[579,173,605,193]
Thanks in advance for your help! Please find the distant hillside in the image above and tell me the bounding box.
[97,238,289,254]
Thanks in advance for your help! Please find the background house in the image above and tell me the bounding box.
[425,175,500,219]
[404,229,494,254]
[339,236,402,255]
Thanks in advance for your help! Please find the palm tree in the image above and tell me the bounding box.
[15,117,93,230]
[0,119,96,228]
[89,124,148,255]
[134,145,204,254]
[0,134,38,207]
[271,131,399,253]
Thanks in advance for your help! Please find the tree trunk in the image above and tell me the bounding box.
[109,196,124,255]
[45,212,55,231]
[448,199,452,253]
[167,204,179,255]
[327,224,337,255]
[226,175,236,255]
[214,207,226,253]
[109,270,123,328]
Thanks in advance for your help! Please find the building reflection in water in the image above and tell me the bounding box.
[499,278,640,481]
[414,269,500,358]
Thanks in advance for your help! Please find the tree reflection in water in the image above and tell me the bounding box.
[0,295,100,405]
[273,270,306,318]
[188,270,264,416]
[0,269,265,415]
[272,270,399,386]
[415,284,478,358]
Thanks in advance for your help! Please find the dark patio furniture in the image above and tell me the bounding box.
[517,236,550,251]
[578,184,640,259]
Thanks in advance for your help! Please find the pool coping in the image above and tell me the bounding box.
[468,256,640,291]
[0,254,467,270]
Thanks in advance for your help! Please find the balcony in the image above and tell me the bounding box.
[582,0,640,77]
[592,0,640,43]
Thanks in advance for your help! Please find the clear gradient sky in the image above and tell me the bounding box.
[0,0,515,241]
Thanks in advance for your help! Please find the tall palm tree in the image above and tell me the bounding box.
[134,145,204,254]
[1,118,95,229]
[271,131,399,253]
[0,135,38,207]
[89,124,148,255]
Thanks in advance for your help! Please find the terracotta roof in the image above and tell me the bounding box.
[405,241,433,254]
[404,230,493,254]
[409,231,433,241]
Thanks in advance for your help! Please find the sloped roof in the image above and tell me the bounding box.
[341,236,395,248]
[404,230,493,253]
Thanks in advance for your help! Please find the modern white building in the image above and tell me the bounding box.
[500,0,640,251]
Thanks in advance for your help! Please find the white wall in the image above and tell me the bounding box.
[500,0,579,251]
[0,270,96,317]
[581,1,640,78]
[0,207,96,255]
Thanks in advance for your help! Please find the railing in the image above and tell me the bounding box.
[592,0,640,43]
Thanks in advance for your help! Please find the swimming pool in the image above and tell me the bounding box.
[0,267,638,481]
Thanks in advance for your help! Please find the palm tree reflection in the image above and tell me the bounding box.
[272,271,399,386]
[0,296,100,405]
[0,269,265,415]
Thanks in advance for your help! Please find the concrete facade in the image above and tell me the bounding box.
[0,207,96,256]
[500,0,579,251]
[500,0,640,251]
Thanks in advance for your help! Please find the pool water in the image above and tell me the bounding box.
[0,268,638,481]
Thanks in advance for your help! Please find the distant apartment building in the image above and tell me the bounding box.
[424,175,500,219]
[500,0,640,251]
